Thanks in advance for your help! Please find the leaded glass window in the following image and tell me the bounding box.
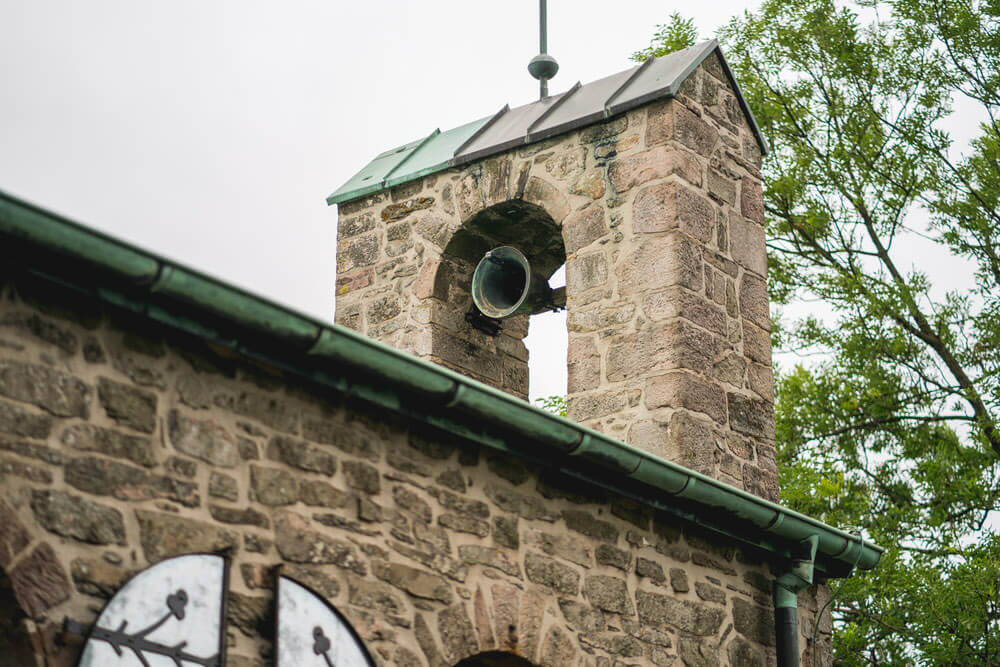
[77,553,227,667]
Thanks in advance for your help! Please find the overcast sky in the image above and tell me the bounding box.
[0,0,977,403]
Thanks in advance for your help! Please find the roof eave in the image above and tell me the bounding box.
[0,189,878,577]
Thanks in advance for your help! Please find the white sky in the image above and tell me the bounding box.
[0,0,977,404]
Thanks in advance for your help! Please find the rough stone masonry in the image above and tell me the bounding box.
[334,52,778,503]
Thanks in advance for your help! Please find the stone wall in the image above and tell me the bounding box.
[0,273,829,665]
[334,54,777,501]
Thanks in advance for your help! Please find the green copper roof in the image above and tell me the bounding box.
[328,40,768,205]
[0,189,879,578]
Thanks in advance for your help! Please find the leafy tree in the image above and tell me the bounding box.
[535,394,567,417]
[630,12,699,63]
[628,1,1000,661]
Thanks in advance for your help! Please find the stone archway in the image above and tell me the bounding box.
[423,198,567,398]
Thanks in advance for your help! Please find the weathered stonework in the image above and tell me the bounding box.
[334,56,777,501]
[0,266,827,665]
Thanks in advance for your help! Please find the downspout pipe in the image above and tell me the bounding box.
[775,535,819,666]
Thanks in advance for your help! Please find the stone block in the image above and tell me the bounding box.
[570,170,605,199]
[636,557,666,584]
[61,424,156,468]
[616,232,703,293]
[65,456,198,507]
[274,510,366,573]
[568,335,601,393]
[741,176,765,223]
[679,637,720,667]
[373,560,453,602]
[707,168,736,205]
[343,460,381,494]
[458,545,521,578]
[566,252,608,294]
[539,626,577,666]
[742,319,772,365]
[695,582,726,604]
[747,362,774,401]
[0,400,53,439]
[727,636,766,667]
[563,204,609,254]
[0,361,90,418]
[523,176,570,223]
[208,471,238,501]
[544,147,586,180]
[609,146,702,192]
[714,351,748,388]
[728,393,775,440]
[135,510,238,563]
[98,377,156,433]
[31,489,126,545]
[366,294,403,325]
[208,504,269,528]
[633,181,715,243]
[0,311,78,353]
[644,371,728,425]
[641,287,726,336]
[739,272,770,330]
[636,590,724,636]
[562,510,619,543]
[336,268,374,295]
[430,327,502,382]
[628,411,717,475]
[525,529,594,568]
[168,409,238,467]
[382,196,435,223]
[568,391,627,422]
[299,479,351,509]
[729,215,767,276]
[743,465,779,502]
[607,320,722,381]
[267,435,336,475]
[339,211,376,238]
[595,544,630,571]
[733,597,776,646]
[524,552,580,595]
[670,568,690,593]
[249,464,299,506]
[70,557,130,598]
[9,542,71,618]
[438,603,479,662]
[493,515,519,549]
[584,575,632,614]
[338,233,380,271]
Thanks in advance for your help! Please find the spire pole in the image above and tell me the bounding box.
[528,0,559,99]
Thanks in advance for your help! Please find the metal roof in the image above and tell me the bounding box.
[328,39,767,205]
[0,189,881,578]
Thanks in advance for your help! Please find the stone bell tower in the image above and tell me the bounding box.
[328,40,777,501]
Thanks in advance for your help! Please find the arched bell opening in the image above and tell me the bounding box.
[454,650,539,667]
[428,200,566,399]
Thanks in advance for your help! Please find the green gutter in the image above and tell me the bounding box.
[0,189,882,577]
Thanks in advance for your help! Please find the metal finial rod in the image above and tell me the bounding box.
[527,0,559,99]
[540,0,547,54]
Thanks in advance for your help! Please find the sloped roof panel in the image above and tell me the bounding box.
[327,39,767,205]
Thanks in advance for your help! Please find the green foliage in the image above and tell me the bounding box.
[634,2,1000,661]
[535,394,567,417]
[630,12,699,63]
